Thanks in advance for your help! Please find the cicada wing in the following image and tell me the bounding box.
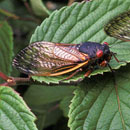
[12,41,87,76]
[12,42,54,75]
[104,10,130,41]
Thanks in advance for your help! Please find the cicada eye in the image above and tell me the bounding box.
[96,50,103,58]
[103,42,109,46]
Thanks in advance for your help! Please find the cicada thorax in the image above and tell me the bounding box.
[104,10,130,41]
[13,41,112,78]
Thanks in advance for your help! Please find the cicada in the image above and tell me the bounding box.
[12,41,114,79]
[104,10,130,41]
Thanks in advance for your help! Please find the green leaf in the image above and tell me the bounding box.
[0,86,38,130]
[29,0,130,83]
[60,95,73,117]
[24,85,75,105]
[0,21,13,83]
[23,82,75,129]
[68,65,130,130]
[29,103,62,130]
[30,0,50,17]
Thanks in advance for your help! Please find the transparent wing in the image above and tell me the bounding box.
[104,10,130,41]
[12,41,87,75]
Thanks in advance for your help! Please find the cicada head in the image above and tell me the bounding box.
[79,42,110,57]
[78,42,112,67]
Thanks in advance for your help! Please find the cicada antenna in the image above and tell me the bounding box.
[111,52,128,64]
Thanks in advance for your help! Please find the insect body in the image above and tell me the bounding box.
[13,41,112,79]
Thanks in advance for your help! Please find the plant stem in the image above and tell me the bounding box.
[0,72,10,81]
[0,9,19,19]
[24,1,33,15]
[0,8,40,23]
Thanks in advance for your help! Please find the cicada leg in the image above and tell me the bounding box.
[112,52,127,63]
[84,69,92,77]
[100,60,108,67]
[99,60,114,73]
[61,68,83,81]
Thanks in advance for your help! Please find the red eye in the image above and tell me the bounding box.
[96,50,103,58]
[103,42,109,46]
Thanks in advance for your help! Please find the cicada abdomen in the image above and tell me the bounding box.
[104,10,130,41]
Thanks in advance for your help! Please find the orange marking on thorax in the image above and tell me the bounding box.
[81,53,89,61]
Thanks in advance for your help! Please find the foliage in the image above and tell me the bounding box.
[0,0,130,130]
[0,86,37,130]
